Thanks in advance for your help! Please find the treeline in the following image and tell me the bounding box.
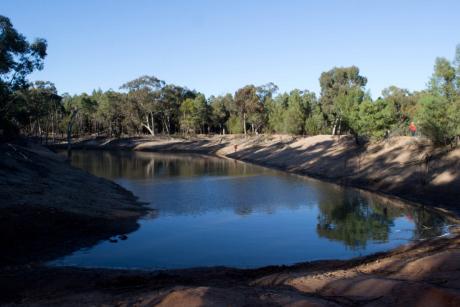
[1,15,460,146]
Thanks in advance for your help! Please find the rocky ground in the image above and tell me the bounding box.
[2,135,460,306]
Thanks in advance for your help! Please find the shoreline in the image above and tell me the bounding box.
[51,134,460,218]
[3,135,460,306]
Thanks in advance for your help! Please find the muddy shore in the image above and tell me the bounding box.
[2,135,460,306]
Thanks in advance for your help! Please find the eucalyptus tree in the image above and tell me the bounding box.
[179,94,207,134]
[120,75,165,135]
[0,15,47,135]
[245,82,278,134]
[179,98,196,134]
[11,81,59,137]
[256,82,279,104]
[267,92,288,133]
[234,85,264,135]
[25,81,62,141]
[416,46,460,145]
[99,91,127,137]
[429,57,456,102]
[319,66,367,135]
[209,94,231,134]
[157,84,196,134]
[381,86,416,122]
[455,44,460,93]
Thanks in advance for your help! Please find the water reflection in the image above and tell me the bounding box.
[52,150,449,269]
[316,191,395,249]
[315,187,447,249]
[70,150,267,180]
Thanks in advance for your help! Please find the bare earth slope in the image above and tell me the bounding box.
[0,141,146,266]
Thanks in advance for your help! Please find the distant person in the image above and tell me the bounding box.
[409,122,417,137]
[234,144,238,152]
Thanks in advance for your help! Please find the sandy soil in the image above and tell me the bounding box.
[2,135,459,306]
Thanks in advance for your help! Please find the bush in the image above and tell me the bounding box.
[356,98,398,140]
[304,113,325,135]
[227,115,243,134]
[415,94,457,145]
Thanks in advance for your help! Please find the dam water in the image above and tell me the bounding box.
[50,150,449,269]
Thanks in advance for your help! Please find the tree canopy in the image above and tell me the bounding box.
[1,14,459,147]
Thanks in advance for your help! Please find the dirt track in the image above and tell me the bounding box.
[2,135,460,306]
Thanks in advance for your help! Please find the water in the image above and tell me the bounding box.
[50,150,449,269]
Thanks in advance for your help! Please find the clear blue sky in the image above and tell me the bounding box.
[2,0,459,98]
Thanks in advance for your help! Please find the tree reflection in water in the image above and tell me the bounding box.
[65,150,448,250]
[315,186,447,249]
[52,150,452,269]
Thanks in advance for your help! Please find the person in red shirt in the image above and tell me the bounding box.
[409,122,417,137]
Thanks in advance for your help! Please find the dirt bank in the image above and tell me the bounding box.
[0,140,147,266]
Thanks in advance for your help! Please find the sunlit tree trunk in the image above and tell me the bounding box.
[337,117,342,135]
[151,112,155,136]
[142,115,155,135]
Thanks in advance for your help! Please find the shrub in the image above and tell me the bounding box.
[415,94,457,145]
[227,115,243,134]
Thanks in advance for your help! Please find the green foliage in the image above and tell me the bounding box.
[304,104,326,135]
[381,86,416,121]
[179,98,196,133]
[0,15,48,134]
[333,87,365,139]
[234,85,261,134]
[319,66,367,133]
[121,75,165,135]
[1,17,458,148]
[429,57,456,101]
[455,44,460,92]
[227,115,243,134]
[317,193,395,249]
[355,98,398,139]
[283,90,307,134]
[179,94,208,134]
[448,99,460,138]
[266,90,317,135]
[209,94,231,134]
[415,94,457,145]
[266,93,288,133]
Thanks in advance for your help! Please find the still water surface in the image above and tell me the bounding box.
[51,150,449,269]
